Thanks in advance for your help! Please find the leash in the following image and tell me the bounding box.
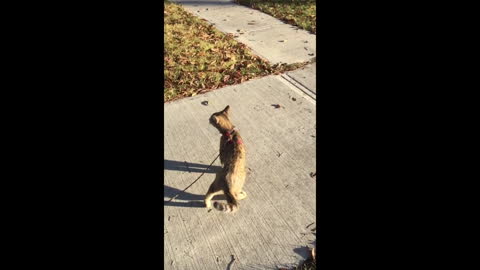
[166,153,221,203]
[166,129,238,203]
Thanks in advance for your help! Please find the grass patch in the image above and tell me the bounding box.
[164,1,308,102]
[235,0,316,34]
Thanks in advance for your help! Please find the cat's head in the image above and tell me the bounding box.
[209,105,234,132]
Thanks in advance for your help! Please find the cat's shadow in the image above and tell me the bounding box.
[164,159,221,174]
[164,158,226,208]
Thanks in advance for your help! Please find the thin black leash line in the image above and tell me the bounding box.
[166,153,220,203]
[166,129,236,203]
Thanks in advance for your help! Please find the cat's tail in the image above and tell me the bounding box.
[213,190,239,213]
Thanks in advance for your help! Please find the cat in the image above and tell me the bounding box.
[204,105,247,213]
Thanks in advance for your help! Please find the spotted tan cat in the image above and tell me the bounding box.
[205,105,247,213]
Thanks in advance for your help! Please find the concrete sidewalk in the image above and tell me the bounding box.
[171,0,316,64]
[164,74,316,270]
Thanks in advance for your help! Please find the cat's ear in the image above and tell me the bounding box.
[222,105,230,115]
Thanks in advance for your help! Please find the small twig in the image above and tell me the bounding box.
[226,255,236,270]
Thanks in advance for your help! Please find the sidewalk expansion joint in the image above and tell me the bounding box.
[191,5,236,11]
[238,25,275,34]
[279,74,316,104]
[285,73,316,97]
